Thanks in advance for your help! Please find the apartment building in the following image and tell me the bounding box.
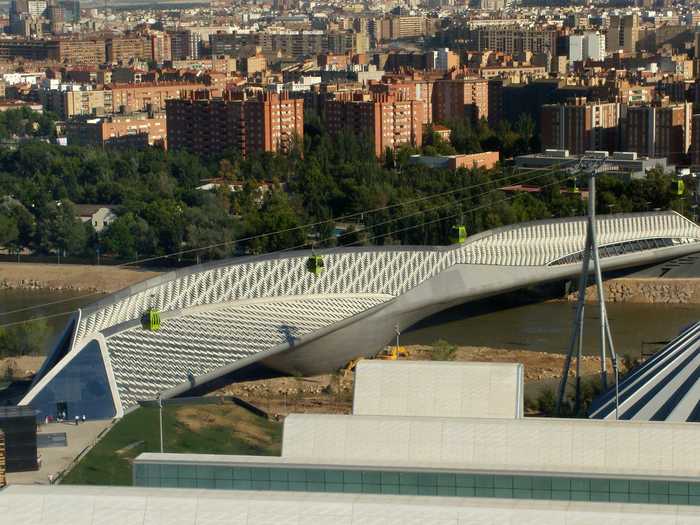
[169,29,200,61]
[42,86,111,118]
[210,30,364,59]
[432,77,489,125]
[473,27,558,55]
[150,32,172,64]
[624,102,692,163]
[166,92,304,158]
[0,38,105,65]
[369,79,433,125]
[108,81,207,113]
[607,14,639,54]
[325,93,424,158]
[57,39,105,65]
[691,114,700,165]
[105,36,150,63]
[65,112,167,149]
[378,16,428,41]
[540,98,622,154]
[569,31,606,62]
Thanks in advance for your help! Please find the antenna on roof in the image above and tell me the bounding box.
[556,156,620,420]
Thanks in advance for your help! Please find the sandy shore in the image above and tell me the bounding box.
[0,262,161,293]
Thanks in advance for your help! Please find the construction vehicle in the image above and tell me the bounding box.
[341,357,363,379]
[377,346,409,360]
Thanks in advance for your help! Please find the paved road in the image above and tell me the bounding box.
[6,419,113,485]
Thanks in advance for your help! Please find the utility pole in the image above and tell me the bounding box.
[557,157,620,419]
[157,394,164,453]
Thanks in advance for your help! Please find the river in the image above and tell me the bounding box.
[0,289,101,354]
[403,296,699,359]
[0,289,697,359]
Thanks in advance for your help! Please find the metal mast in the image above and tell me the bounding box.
[557,157,620,418]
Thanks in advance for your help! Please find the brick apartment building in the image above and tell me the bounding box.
[472,26,558,55]
[325,93,424,158]
[624,102,692,164]
[44,81,208,118]
[106,36,151,63]
[692,114,700,166]
[65,112,167,149]
[432,77,489,126]
[0,39,106,65]
[109,81,209,114]
[368,79,433,125]
[540,98,622,154]
[166,92,304,158]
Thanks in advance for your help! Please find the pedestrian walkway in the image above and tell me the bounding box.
[6,419,112,485]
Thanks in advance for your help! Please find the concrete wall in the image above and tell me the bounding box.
[352,360,523,418]
[282,413,700,477]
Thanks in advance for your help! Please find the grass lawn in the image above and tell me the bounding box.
[61,402,282,486]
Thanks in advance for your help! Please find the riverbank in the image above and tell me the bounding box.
[0,356,44,380]
[218,344,622,417]
[0,262,161,293]
[566,277,700,304]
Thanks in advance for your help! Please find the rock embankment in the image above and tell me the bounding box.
[567,278,700,304]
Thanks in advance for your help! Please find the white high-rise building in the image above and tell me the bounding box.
[569,31,606,62]
[584,31,605,61]
[569,34,584,62]
[27,0,47,16]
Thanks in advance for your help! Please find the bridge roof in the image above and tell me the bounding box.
[19,212,700,419]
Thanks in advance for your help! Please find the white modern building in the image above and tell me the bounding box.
[569,31,606,62]
[4,359,700,522]
[126,359,700,519]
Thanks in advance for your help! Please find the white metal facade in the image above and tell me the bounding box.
[73,211,700,348]
[19,211,700,418]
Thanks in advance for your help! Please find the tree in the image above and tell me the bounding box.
[0,213,19,248]
[102,212,156,260]
[50,200,89,257]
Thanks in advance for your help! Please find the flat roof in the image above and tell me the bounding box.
[132,452,700,482]
[353,360,524,419]
[0,485,694,524]
[279,414,700,479]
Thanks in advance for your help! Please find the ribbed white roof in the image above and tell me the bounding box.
[591,322,700,422]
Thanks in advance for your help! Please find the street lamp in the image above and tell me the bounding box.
[157,393,163,453]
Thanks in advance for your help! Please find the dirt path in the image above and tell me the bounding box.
[0,262,161,293]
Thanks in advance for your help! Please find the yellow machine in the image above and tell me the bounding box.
[378,346,409,360]
[341,357,363,378]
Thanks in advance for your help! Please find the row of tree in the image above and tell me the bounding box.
[0,113,690,266]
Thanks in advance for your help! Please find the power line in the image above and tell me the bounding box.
[0,167,576,330]
[117,161,573,268]
[0,163,573,319]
